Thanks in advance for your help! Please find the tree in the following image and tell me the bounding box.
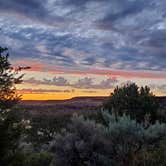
[0,46,23,110]
[50,115,109,166]
[0,108,26,165]
[0,46,25,165]
[103,83,159,123]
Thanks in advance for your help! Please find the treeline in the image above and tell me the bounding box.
[0,46,166,166]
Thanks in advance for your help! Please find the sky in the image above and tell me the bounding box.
[0,0,166,100]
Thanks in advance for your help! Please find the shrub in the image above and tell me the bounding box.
[27,114,71,150]
[103,83,159,123]
[49,115,109,166]
[10,151,53,166]
[103,112,166,166]
[50,113,166,166]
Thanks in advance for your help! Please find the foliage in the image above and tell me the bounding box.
[137,138,166,166]
[49,115,109,166]
[103,83,159,123]
[103,113,166,166]
[0,46,23,110]
[10,151,53,166]
[50,113,166,166]
[0,108,30,165]
[0,46,25,165]
[27,114,71,150]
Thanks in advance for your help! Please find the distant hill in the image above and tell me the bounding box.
[20,96,107,106]
[19,96,166,117]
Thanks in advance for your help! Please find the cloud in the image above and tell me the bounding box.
[72,77,94,89]
[81,90,97,94]
[0,0,166,73]
[18,88,73,94]
[72,77,118,89]
[43,77,70,86]
[24,76,118,89]
[24,76,70,87]
[149,84,166,94]
[0,0,68,27]
[22,63,166,79]
[96,0,150,27]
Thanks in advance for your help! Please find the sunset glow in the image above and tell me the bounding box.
[0,0,165,100]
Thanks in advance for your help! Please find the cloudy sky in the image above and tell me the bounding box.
[0,0,166,99]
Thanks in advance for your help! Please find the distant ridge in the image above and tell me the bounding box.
[19,96,166,117]
[21,96,166,102]
[69,96,108,101]
[21,96,108,102]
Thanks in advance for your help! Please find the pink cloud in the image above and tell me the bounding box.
[13,60,166,79]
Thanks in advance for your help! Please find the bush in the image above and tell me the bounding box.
[27,114,71,150]
[10,151,53,166]
[103,83,159,123]
[0,108,29,165]
[50,113,166,166]
[102,112,166,166]
[49,115,109,166]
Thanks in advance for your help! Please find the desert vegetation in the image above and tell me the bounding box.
[0,46,166,166]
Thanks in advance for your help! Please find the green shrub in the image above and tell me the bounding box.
[50,113,166,166]
[103,83,159,123]
[50,115,109,166]
[103,113,166,166]
[27,114,71,150]
[10,151,53,166]
[137,138,166,166]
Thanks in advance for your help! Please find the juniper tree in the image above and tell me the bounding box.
[103,83,159,123]
[0,46,24,165]
[0,46,23,110]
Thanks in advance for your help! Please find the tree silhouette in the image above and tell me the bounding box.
[103,83,159,123]
[0,46,25,165]
[0,46,23,110]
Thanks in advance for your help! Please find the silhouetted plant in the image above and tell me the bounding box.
[0,46,25,165]
[0,46,23,110]
[103,83,159,123]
